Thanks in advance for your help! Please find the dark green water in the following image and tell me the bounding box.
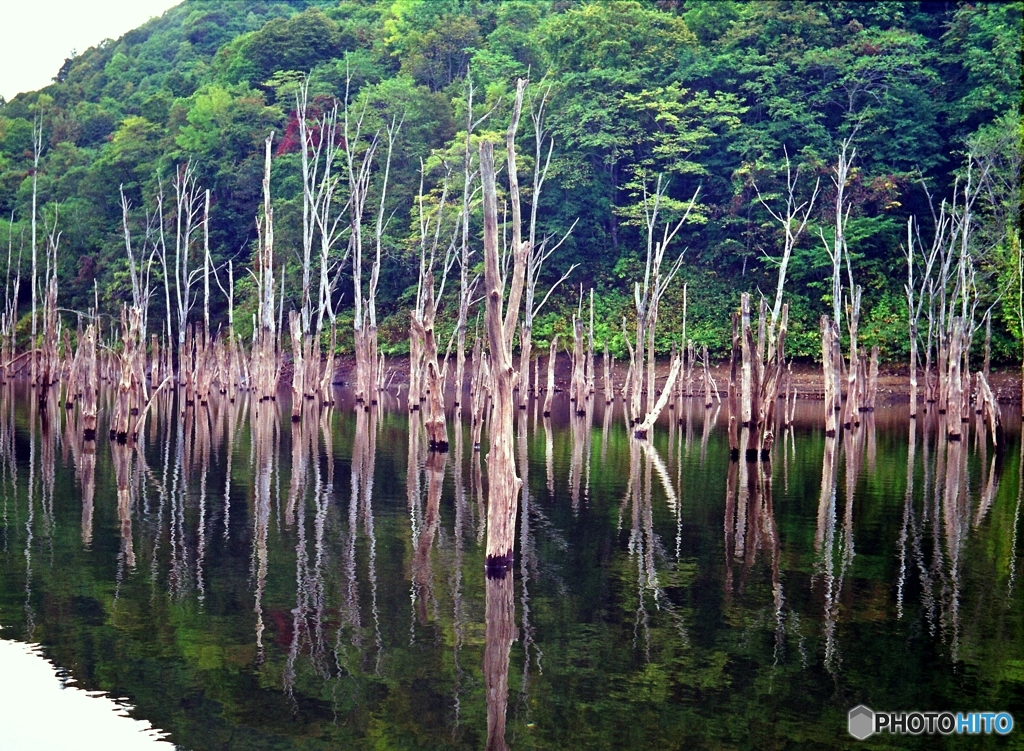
[0,383,1021,750]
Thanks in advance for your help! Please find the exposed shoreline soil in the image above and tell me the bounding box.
[326,353,1024,406]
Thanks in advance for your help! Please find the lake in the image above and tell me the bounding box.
[0,381,1021,749]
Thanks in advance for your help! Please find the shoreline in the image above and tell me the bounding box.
[329,353,1024,405]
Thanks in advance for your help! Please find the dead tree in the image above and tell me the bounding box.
[634,355,682,439]
[542,335,557,416]
[36,211,63,398]
[413,270,451,450]
[904,215,941,418]
[947,317,964,439]
[295,78,349,409]
[754,147,819,361]
[1,220,20,381]
[111,306,144,442]
[569,295,587,414]
[586,288,596,397]
[628,176,699,424]
[346,77,400,407]
[470,335,490,449]
[252,134,280,401]
[411,166,457,450]
[818,137,863,431]
[29,115,42,387]
[452,73,493,408]
[295,78,344,337]
[171,161,205,394]
[517,81,578,407]
[288,311,306,421]
[480,79,529,577]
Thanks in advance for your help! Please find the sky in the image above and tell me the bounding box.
[0,0,182,102]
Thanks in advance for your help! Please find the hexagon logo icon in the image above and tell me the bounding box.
[848,705,875,740]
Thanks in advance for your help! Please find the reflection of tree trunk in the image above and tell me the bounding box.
[897,419,917,619]
[285,407,309,527]
[1008,439,1023,596]
[543,338,557,417]
[112,442,135,569]
[941,437,967,661]
[484,572,516,751]
[814,434,842,675]
[701,403,719,466]
[252,403,275,662]
[79,439,96,547]
[727,313,740,458]
[569,412,585,513]
[723,451,739,600]
[544,416,554,498]
[414,451,446,624]
[601,398,613,463]
[451,404,467,718]
[517,408,540,703]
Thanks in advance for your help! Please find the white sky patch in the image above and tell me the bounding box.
[0,0,182,102]
[0,637,174,750]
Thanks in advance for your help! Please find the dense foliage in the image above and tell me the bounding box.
[0,0,1020,361]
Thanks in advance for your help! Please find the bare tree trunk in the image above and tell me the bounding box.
[586,288,595,397]
[822,316,837,437]
[702,346,714,409]
[29,117,42,388]
[289,311,305,422]
[570,315,587,414]
[408,321,423,410]
[909,331,923,417]
[543,336,557,417]
[938,332,949,413]
[635,356,681,439]
[111,306,143,442]
[603,342,612,405]
[79,324,98,440]
[518,326,532,410]
[740,294,752,427]
[842,287,863,429]
[419,284,448,451]
[865,346,879,412]
[470,337,489,450]
[947,318,963,439]
[480,80,529,576]
[743,303,762,461]
[727,312,740,459]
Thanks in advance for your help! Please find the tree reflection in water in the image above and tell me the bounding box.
[0,382,1020,749]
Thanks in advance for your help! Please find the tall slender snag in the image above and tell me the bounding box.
[480,79,529,577]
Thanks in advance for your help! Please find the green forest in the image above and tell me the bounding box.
[0,0,1020,362]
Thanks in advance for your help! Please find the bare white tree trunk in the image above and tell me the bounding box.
[29,116,42,387]
[481,80,529,577]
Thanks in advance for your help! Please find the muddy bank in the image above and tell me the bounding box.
[327,353,1023,405]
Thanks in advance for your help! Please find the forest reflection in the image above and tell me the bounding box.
[0,380,1021,749]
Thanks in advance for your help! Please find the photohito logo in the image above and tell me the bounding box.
[848,706,1014,739]
[848,706,874,740]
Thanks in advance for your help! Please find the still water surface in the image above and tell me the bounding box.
[0,383,1021,749]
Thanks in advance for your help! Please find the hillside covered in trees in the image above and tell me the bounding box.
[0,0,1020,362]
